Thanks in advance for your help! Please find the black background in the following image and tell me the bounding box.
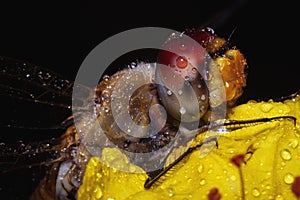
[1,0,299,102]
[0,0,299,199]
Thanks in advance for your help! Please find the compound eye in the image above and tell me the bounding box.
[155,32,209,122]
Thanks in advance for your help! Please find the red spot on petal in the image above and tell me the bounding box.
[208,187,221,200]
[291,176,300,198]
[231,154,245,168]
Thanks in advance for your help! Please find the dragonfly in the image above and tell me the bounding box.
[1,24,299,199]
[2,1,299,200]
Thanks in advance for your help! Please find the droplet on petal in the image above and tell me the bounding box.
[251,188,260,197]
[280,149,292,161]
[197,164,204,174]
[284,173,294,184]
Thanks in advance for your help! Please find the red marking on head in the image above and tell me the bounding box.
[291,176,300,198]
[208,187,221,200]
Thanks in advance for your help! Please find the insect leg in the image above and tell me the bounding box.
[144,137,217,189]
[215,116,297,130]
[144,115,296,189]
[272,89,300,102]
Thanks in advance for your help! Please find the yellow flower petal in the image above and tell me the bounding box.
[78,94,300,200]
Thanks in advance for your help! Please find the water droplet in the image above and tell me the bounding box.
[230,175,236,181]
[200,94,206,100]
[280,149,292,160]
[176,56,188,68]
[96,172,102,179]
[265,184,271,190]
[252,188,260,197]
[130,62,137,68]
[260,103,273,113]
[103,74,110,81]
[275,194,283,200]
[179,43,187,51]
[94,186,103,199]
[198,164,204,173]
[179,107,186,114]
[199,178,206,185]
[138,174,146,181]
[225,81,229,88]
[288,139,298,148]
[284,173,294,184]
[281,161,286,167]
[178,90,183,95]
[168,188,174,197]
[192,67,197,74]
[200,105,205,112]
[167,90,173,96]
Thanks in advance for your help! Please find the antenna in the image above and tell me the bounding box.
[199,0,248,31]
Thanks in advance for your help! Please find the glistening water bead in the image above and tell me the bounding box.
[175,56,188,68]
[280,149,292,161]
